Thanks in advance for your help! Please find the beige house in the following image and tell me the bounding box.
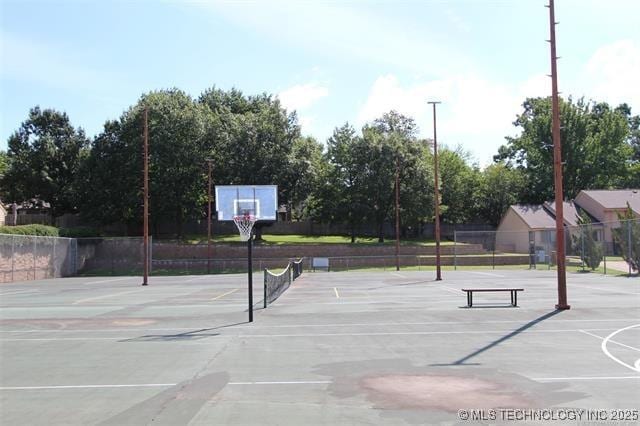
[496,189,639,254]
[574,189,640,241]
[0,204,6,226]
[496,205,557,254]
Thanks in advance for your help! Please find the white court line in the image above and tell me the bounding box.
[0,289,40,296]
[0,327,625,341]
[0,383,175,390]
[72,289,145,305]
[333,287,340,299]
[468,271,506,278]
[3,318,639,333]
[569,283,640,296]
[211,289,239,301]
[83,277,133,286]
[390,272,407,278]
[601,324,640,373]
[228,380,331,385]
[579,330,640,353]
[532,376,640,381]
[437,285,460,295]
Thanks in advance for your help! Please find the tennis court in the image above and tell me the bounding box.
[1,269,639,425]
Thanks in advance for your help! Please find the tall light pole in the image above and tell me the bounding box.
[206,158,213,274]
[428,101,442,281]
[142,107,149,286]
[395,157,401,271]
[547,0,569,309]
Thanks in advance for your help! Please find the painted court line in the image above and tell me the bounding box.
[228,380,331,385]
[580,330,640,353]
[390,272,407,278]
[211,289,239,300]
[83,277,133,286]
[333,287,340,299]
[2,318,638,334]
[601,324,640,373]
[2,327,626,342]
[0,383,176,390]
[532,376,640,381]
[469,271,506,278]
[0,289,40,296]
[72,289,145,305]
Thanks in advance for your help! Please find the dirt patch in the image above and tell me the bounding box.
[361,374,531,412]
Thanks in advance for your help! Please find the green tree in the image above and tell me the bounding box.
[284,136,324,220]
[78,90,211,237]
[2,107,89,216]
[438,146,481,224]
[495,97,634,203]
[199,88,300,207]
[613,204,640,273]
[308,123,367,242]
[572,212,603,271]
[475,163,526,226]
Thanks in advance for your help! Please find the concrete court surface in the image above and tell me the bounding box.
[0,269,639,425]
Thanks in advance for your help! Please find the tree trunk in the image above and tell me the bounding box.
[176,207,183,240]
[377,220,385,243]
[350,222,356,243]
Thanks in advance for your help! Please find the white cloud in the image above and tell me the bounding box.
[357,73,550,166]
[278,83,328,111]
[581,39,640,108]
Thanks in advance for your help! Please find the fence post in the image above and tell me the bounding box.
[33,237,37,280]
[454,231,457,271]
[580,225,585,272]
[149,236,153,274]
[628,222,632,277]
[11,235,15,282]
[52,237,57,278]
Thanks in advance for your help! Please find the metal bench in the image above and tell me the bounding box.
[461,288,524,308]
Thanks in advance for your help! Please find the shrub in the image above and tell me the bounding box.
[0,224,59,236]
[613,204,640,272]
[59,227,102,238]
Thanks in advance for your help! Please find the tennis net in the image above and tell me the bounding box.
[263,258,304,307]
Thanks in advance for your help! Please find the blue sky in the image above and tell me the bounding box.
[1,0,639,166]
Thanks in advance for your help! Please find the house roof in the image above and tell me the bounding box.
[510,204,556,230]
[579,189,640,214]
[543,200,588,227]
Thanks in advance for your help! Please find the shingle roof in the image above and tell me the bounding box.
[543,200,583,227]
[580,189,640,214]
[510,204,556,229]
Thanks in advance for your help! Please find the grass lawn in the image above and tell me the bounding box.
[183,234,456,246]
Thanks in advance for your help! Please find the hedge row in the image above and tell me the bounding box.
[0,225,101,237]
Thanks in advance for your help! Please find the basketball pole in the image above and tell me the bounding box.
[142,107,149,286]
[395,157,401,271]
[206,159,213,274]
[248,229,253,323]
[548,0,569,310]
[428,101,442,281]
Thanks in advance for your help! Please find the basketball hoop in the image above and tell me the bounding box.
[233,214,257,241]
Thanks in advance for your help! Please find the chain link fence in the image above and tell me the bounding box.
[1,218,637,282]
[0,234,77,283]
[454,218,639,276]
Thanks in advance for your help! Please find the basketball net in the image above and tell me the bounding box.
[233,214,257,241]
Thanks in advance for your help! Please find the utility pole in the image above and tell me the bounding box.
[142,107,149,286]
[395,157,401,271]
[206,159,213,274]
[548,0,569,309]
[428,101,442,281]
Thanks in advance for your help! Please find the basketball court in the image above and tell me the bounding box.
[1,269,638,425]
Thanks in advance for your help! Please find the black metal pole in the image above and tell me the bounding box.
[248,232,253,322]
